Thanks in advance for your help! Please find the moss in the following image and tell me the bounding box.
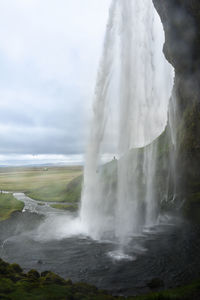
[0,278,15,293]
[0,259,117,299]
[27,270,40,280]
[41,271,66,285]
[1,258,200,299]
[177,102,200,159]
[9,264,23,274]
[174,99,200,218]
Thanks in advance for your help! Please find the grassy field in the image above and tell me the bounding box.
[0,166,83,203]
[0,193,24,221]
[50,203,78,212]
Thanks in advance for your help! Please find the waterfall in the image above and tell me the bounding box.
[80,0,174,243]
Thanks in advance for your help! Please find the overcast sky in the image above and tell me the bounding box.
[0,0,110,165]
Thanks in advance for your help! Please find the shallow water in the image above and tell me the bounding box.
[0,194,200,296]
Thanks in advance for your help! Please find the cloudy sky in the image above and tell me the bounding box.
[0,0,110,165]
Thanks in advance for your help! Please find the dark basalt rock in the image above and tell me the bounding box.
[37,259,43,265]
[153,0,200,74]
[153,0,200,220]
[147,278,165,289]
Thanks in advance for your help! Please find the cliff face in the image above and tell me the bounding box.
[153,0,200,73]
[153,0,200,219]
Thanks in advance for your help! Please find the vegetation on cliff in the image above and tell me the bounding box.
[152,0,200,220]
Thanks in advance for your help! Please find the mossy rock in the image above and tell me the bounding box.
[0,278,15,293]
[41,270,50,277]
[1,258,200,299]
[41,271,66,285]
[0,259,10,275]
[9,263,23,274]
[27,269,40,280]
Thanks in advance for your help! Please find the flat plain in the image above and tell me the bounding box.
[0,166,83,203]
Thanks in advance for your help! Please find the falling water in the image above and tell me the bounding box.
[80,0,174,243]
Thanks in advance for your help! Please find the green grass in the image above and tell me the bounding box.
[50,203,78,212]
[64,175,83,203]
[0,166,83,203]
[0,259,116,300]
[0,193,24,221]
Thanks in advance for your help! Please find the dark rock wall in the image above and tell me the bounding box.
[153,0,200,74]
[153,0,200,218]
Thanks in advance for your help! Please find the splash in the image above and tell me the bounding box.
[80,0,174,244]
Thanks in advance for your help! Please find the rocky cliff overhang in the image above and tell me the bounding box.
[153,0,200,76]
[153,0,200,219]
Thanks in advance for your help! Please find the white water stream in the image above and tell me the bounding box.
[80,0,174,244]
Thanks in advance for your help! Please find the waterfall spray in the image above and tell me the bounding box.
[80,0,173,244]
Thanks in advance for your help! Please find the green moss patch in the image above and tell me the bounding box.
[1,258,200,299]
[0,259,117,300]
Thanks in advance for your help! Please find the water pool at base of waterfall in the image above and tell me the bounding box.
[1,210,200,296]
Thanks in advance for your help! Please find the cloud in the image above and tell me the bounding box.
[0,87,86,155]
[0,0,110,160]
[0,154,84,166]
